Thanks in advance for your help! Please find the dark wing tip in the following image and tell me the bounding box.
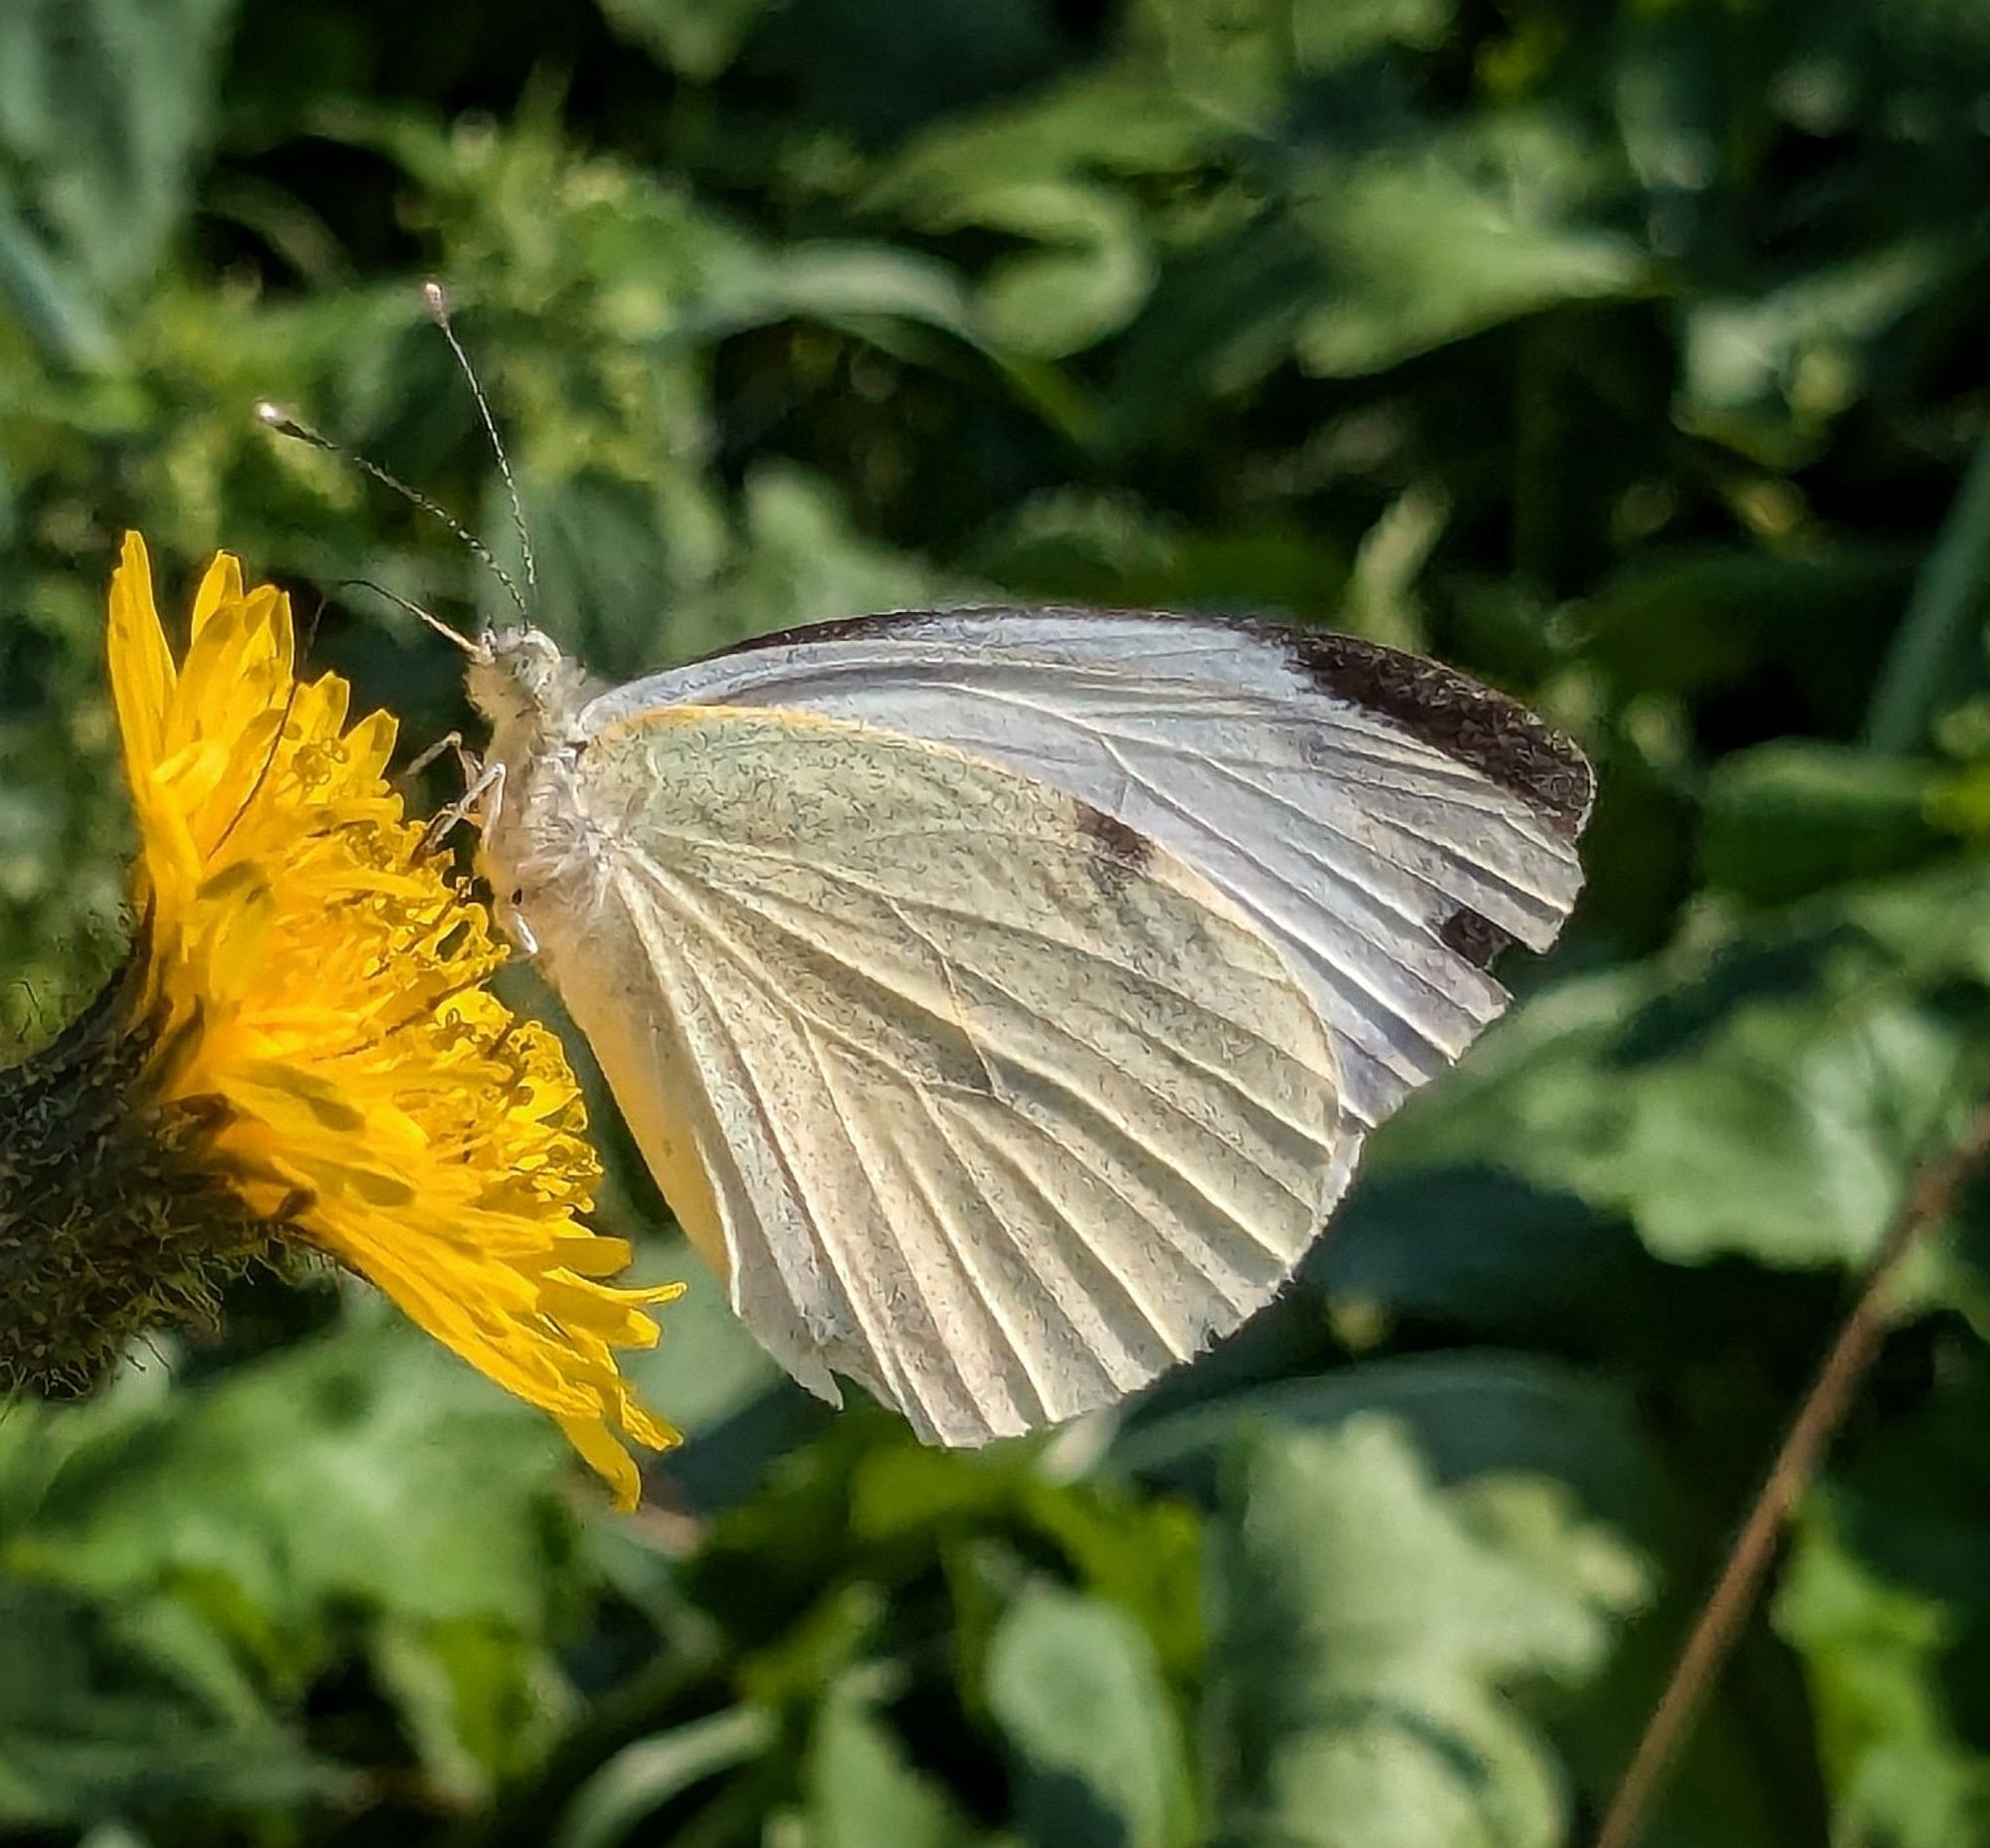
[1261,625,1595,841]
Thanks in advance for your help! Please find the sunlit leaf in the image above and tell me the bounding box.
[987,1582,1193,1848]
[10,1322,574,1635]
[1776,1356,1990,1848]
[1777,1507,1990,1848]
[1678,243,1958,465]
[808,1689,980,1848]
[1387,885,1990,1266]
[1203,1418,1639,1848]
[1287,115,1646,377]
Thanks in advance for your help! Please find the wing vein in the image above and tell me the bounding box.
[791,1022,980,1438]
[1112,757,1477,1069]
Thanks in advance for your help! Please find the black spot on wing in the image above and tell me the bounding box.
[1438,906,1515,970]
[1076,802,1154,897]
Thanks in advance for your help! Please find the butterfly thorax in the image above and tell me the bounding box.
[467,627,610,955]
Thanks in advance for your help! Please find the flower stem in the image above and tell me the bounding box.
[1591,1099,1990,1848]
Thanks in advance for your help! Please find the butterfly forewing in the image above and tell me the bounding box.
[579,610,1592,1129]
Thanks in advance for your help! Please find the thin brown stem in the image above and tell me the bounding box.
[1591,1099,1990,1848]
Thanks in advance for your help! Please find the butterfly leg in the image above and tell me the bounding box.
[399,728,478,786]
[419,757,502,858]
[417,760,539,955]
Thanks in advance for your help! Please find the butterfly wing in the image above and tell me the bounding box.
[579,610,1592,1129]
[524,705,1348,1444]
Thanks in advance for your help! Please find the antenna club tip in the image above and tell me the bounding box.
[422,280,451,320]
[256,401,317,445]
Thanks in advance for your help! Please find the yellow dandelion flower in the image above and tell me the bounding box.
[0,532,679,1510]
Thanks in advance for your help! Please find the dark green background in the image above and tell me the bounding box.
[5,0,1990,1842]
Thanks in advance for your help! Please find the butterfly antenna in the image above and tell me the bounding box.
[254,400,530,624]
[423,281,537,598]
[336,576,489,659]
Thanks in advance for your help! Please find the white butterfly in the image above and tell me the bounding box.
[258,302,1590,1446]
[457,607,1593,1446]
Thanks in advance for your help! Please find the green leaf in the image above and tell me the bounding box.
[823,1439,1205,1690]
[0,1582,335,1827]
[554,1708,775,1848]
[970,182,1154,359]
[665,463,964,657]
[0,0,239,339]
[1579,546,1912,719]
[1866,428,1990,755]
[969,491,1347,616]
[1314,1167,1658,1342]
[1100,108,1642,425]
[9,1321,574,1637]
[371,1615,572,1805]
[1776,1506,1990,1848]
[1700,742,1946,908]
[1286,115,1645,378]
[1384,888,1990,1267]
[1771,1354,1990,1846]
[498,467,728,684]
[662,240,986,354]
[597,0,776,80]
[0,180,113,368]
[1202,1418,1640,1848]
[746,0,1062,142]
[1566,990,1961,1265]
[1132,0,1297,123]
[1678,242,1959,467]
[1114,1353,1665,1540]
[808,1689,980,1848]
[869,71,1217,206]
[986,1582,1193,1848]
[1290,0,1455,73]
[867,73,1218,358]
[1134,0,1454,123]
[1015,1484,1205,1684]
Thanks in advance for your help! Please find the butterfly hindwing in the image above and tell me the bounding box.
[530,704,1350,1442]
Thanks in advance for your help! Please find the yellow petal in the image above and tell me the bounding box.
[106,531,176,780]
[190,551,246,635]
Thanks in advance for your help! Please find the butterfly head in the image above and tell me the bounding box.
[467,626,591,734]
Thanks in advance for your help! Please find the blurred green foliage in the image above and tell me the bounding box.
[4,0,1990,1843]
